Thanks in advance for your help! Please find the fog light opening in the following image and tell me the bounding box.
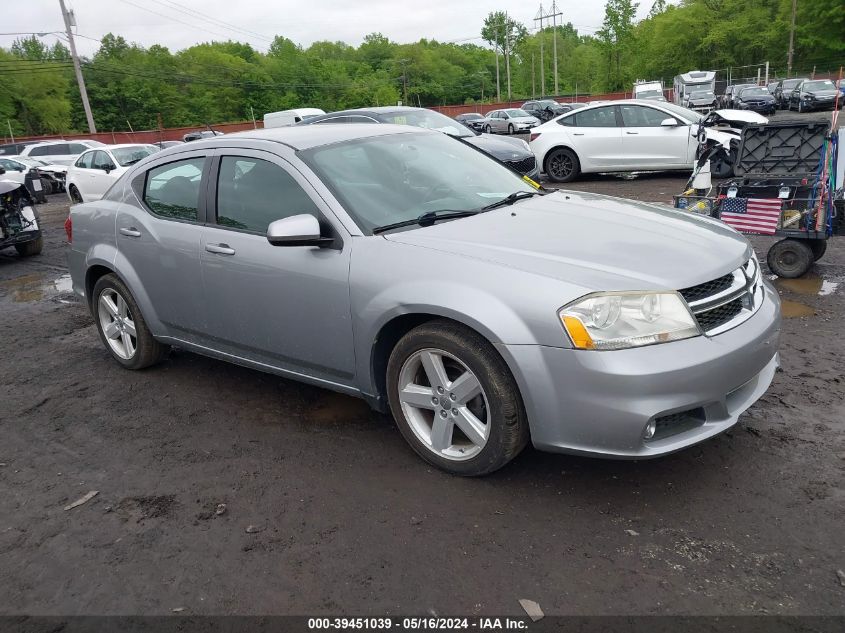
[644,420,656,440]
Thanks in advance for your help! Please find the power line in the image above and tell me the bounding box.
[147,0,273,42]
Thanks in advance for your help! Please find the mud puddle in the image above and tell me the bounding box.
[0,272,73,303]
[780,299,815,318]
[775,273,840,297]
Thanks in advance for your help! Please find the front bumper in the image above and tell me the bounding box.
[497,281,781,458]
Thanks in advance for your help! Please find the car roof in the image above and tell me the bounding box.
[222,123,425,150]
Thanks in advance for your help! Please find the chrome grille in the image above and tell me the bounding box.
[681,257,763,335]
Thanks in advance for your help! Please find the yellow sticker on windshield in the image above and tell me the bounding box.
[522,175,540,189]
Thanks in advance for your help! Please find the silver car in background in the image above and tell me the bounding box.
[66,125,780,475]
[484,108,541,134]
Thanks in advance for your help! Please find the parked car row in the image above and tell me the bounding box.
[719,78,841,113]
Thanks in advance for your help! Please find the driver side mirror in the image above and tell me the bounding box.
[660,117,680,127]
[0,167,5,175]
[267,214,334,247]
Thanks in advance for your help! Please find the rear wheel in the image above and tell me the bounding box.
[69,185,83,203]
[545,147,581,183]
[92,274,166,370]
[767,238,813,278]
[15,236,43,257]
[386,320,529,476]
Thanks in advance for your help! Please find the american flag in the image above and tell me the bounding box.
[719,197,782,235]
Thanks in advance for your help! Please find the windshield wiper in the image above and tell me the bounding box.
[372,209,480,234]
[479,190,541,211]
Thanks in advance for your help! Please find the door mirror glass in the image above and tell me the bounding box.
[267,214,331,247]
[660,117,679,127]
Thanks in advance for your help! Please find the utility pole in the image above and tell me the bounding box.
[534,4,545,96]
[495,35,501,102]
[504,13,511,100]
[398,59,409,105]
[787,0,797,77]
[549,0,563,95]
[764,61,769,85]
[59,0,96,133]
[532,52,536,98]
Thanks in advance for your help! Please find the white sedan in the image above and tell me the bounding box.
[66,144,159,203]
[0,156,68,193]
[529,99,765,182]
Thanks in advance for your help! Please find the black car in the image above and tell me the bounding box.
[302,106,540,179]
[734,86,776,114]
[454,112,490,132]
[721,83,754,109]
[788,79,841,112]
[521,100,567,122]
[774,78,806,109]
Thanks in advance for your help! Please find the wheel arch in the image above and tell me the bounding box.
[368,311,524,414]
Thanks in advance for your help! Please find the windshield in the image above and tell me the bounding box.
[379,109,474,138]
[13,157,48,168]
[459,113,483,120]
[505,109,530,117]
[740,87,769,97]
[111,145,159,166]
[301,131,536,234]
[783,79,803,89]
[82,140,106,147]
[655,102,703,123]
[636,90,663,98]
[536,100,561,109]
[803,80,835,91]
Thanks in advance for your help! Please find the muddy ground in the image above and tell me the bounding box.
[1,173,843,617]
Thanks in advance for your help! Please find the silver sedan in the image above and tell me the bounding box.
[66,125,780,475]
[483,108,541,134]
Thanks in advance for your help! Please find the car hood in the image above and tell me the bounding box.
[806,89,838,98]
[463,134,532,160]
[384,190,750,292]
[739,94,775,101]
[704,109,768,126]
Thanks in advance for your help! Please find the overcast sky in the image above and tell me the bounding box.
[2,0,657,57]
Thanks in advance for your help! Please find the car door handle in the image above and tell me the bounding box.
[626,131,639,135]
[205,243,236,256]
[119,227,141,237]
[573,133,585,136]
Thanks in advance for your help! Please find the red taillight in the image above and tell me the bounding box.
[529,132,541,143]
[64,215,72,243]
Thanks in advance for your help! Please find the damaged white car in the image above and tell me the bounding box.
[529,99,767,182]
[0,176,42,257]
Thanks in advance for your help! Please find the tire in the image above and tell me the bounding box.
[808,239,827,261]
[508,124,514,135]
[15,236,43,257]
[92,273,167,370]
[484,124,491,134]
[386,319,529,476]
[544,147,581,183]
[798,100,804,113]
[69,185,83,203]
[767,239,813,279]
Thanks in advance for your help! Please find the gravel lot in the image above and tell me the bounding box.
[1,141,844,617]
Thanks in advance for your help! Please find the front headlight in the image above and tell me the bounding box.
[558,291,701,350]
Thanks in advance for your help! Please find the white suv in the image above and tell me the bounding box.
[20,140,106,166]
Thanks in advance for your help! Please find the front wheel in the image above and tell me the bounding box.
[386,320,529,476]
[545,147,581,183]
[507,123,514,135]
[92,273,167,369]
[798,101,804,113]
[767,239,813,278]
[484,124,491,134]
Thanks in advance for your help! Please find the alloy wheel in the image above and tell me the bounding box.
[397,348,490,461]
[549,151,573,180]
[98,288,137,360]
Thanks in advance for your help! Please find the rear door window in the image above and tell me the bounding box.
[143,158,205,221]
[215,156,320,233]
[75,152,94,169]
[572,107,618,127]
